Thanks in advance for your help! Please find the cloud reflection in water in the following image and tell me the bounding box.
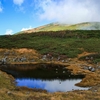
[16,79,88,92]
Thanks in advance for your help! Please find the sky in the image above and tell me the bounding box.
[0,0,100,35]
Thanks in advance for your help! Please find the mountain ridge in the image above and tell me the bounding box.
[17,22,100,34]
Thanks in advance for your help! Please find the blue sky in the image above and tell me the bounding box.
[0,0,100,35]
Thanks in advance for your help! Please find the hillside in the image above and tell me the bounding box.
[18,22,100,34]
[1,30,100,63]
[0,29,100,100]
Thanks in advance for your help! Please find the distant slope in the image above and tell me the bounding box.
[17,22,100,34]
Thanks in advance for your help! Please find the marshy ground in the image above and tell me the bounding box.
[0,48,100,100]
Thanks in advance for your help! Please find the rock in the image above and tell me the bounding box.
[94,90,98,92]
[1,57,8,64]
[65,60,68,63]
[62,60,64,63]
[90,57,93,60]
[68,58,71,60]
[63,67,66,69]
[43,55,47,58]
[41,57,47,61]
[83,66,89,70]
[97,66,100,69]
[71,72,74,75]
[63,71,65,73]
[7,91,12,95]
[21,57,27,62]
[13,57,17,62]
[57,57,60,60]
[4,52,10,56]
[88,66,92,70]
[85,57,89,60]
[56,71,58,73]
[51,57,53,60]
[91,68,95,72]
[0,60,2,64]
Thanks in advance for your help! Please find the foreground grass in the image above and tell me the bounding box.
[0,69,100,100]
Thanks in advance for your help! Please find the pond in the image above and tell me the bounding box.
[0,63,88,92]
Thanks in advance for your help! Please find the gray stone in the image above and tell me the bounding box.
[30,59,35,62]
[0,60,2,64]
[7,91,12,95]
[57,57,60,60]
[94,90,98,92]
[63,71,65,73]
[71,72,74,75]
[43,55,47,58]
[41,57,47,61]
[51,57,54,60]
[68,58,71,61]
[88,66,92,70]
[4,52,10,56]
[1,57,8,64]
[65,60,68,63]
[91,68,95,72]
[56,71,58,73]
[13,57,17,62]
[62,60,64,63]
[20,57,27,62]
[98,66,100,69]
[83,66,89,70]
[85,57,89,60]
[90,57,93,60]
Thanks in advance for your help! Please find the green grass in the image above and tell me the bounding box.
[0,30,100,59]
[17,22,100,35]
[38,25,69,31]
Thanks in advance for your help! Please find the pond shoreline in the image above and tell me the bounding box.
[0,49,100,99]
[0,60,100,100]
[0,60,100,87]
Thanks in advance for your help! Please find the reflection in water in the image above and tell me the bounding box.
[0,64,88,92]
[16,78,88,92]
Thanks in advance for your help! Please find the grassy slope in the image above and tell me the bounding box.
[1,30,100,99]
[17,22,100,34]
[1,30,100,62]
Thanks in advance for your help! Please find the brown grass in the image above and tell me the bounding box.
[0,49,100,99]
[0,69,100,100]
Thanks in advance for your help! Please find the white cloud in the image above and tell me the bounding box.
[35,0,100,24]
[0,1,3,12]
[5,29,13,35]
[13,0,25,13]
[13,0,24,6]
[21,26,32,31]
[0,7,2,12]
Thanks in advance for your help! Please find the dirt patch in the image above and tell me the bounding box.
[15,48,38,54]
[78,51,96,58]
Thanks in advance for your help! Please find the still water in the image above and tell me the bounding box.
[0,64,88,92]
[16,78,88,92]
